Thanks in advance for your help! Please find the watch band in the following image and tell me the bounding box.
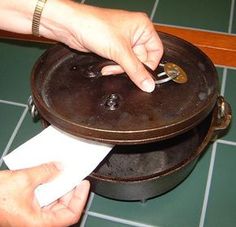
[32,0,47,36]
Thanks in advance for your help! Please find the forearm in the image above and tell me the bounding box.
[0,0,37,34]
[0,0,74,38]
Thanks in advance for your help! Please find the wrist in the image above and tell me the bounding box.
[32,0,48,36]
[38,0,77,41]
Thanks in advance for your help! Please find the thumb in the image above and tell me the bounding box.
[115,46,155,93]
[22,162,61,188]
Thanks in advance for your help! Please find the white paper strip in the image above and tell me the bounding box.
[3,126,112,207]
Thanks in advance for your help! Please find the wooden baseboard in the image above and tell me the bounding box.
[0,30,55,44]
[1,24,236,67]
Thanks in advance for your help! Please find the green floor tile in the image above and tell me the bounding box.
[85,0,156,14]
[89,146,212,227]
[232,4,236,34]
[0,1,235,226]
[7,114,42,151]
[154,0,231,32]
[1,112,42,170]
[204,143,236,227]
[220,69,236,142]
[0,103,24,157]
[0,40,50,103]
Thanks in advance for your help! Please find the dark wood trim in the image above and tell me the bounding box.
[155,24,236,68]
[0,30,55,44]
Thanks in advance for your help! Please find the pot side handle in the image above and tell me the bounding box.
[211,96,232,141]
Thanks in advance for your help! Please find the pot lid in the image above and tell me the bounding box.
[31,32,219,144]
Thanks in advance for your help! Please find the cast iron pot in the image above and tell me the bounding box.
[28,32,231,201]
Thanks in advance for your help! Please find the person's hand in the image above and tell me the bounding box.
[40,0,163,92]
[0,0,163,92]
[0,163,90,227]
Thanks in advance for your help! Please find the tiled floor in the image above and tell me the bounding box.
[0,0,235,227]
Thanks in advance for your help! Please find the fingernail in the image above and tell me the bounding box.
[101,65,122,76]
[101,69,112,76]
[141,79,155,93]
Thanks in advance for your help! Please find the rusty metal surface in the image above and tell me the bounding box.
[31,32,219,144]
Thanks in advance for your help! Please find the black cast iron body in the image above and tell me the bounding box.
[29,32,231,201]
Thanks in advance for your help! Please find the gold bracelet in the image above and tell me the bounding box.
[32,0,48,36]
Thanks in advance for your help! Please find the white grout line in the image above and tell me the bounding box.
[0,106,28,167]
[150,0,159,21]
[0,99,27,108]
[199,142,218,227]
[217,139,236,146]
[220,68,228,96]
[228,0,235,33]
[79,193,95,227]
[87,211,158,227]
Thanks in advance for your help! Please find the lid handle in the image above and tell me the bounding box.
[83,60,187,84]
